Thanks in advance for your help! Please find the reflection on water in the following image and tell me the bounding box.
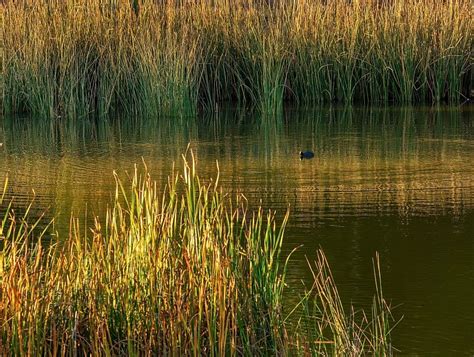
[1,106,473,355]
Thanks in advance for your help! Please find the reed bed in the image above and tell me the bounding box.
[0,154,396,355]
[2,0,472,118]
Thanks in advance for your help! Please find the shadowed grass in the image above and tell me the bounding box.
[0,154,395,355]
[292,251,396,356]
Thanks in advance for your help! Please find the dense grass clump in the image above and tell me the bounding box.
[0,155,395,355]
[2,0,472,118]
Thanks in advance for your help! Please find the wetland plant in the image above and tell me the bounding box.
[0,155,395,355]
[2,0,471,119]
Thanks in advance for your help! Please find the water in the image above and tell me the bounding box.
[1,106,473,355]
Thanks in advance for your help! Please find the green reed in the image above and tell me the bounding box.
[1,155,288,354]
[0,155,394,355]
[2,0,472,118]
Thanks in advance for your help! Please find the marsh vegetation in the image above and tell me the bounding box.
[0,155,394,355]
[2,0,472,118]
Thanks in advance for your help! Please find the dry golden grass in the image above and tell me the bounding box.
[2,0,472,117]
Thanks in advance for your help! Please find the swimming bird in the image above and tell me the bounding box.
[299,150,314,160]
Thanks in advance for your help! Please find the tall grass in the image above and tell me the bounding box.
[1,156,288,354]
[0,154,396,355]
[294,251,395,356]
[2,0,472,118]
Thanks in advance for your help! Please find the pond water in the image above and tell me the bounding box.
[1,106,473,355]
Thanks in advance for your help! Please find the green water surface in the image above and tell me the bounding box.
[1,106,473,355]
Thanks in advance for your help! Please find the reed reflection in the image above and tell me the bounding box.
[1,107,472,224]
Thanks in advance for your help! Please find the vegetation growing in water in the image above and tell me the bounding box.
[0,155,394,355]
[1,0,472,119]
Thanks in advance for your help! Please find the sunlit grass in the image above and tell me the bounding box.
[0,154,395,355]
[1,0,472,118]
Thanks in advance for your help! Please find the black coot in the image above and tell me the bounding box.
[299,150,314,160]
